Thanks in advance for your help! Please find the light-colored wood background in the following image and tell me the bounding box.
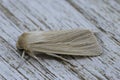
[0,0,120,80]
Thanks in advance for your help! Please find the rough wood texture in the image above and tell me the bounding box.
[0,0,120,80]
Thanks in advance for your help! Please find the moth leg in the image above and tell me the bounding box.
[21,50,25,58]
[16,51,26,69]
[36,27,41,31]
[29,52,82,79]
[28,51,40,62]
[33,55,39,61]
[17,51,31,69]
[44,53,83,78]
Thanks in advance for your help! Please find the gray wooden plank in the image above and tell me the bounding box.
[0,0,120,80]
[0,56,26,80]
[0,74,6,80]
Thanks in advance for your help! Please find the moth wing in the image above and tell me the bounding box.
[27,29,102,56]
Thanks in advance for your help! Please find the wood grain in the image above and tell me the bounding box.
[0,0,120,80]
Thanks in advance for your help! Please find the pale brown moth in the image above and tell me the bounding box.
[16,29,102,77]
[17,29,102,57]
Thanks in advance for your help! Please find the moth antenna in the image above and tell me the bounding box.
[16,51,26,69]
[45,53,76,67]
[44,53,83,79]
[68,65,85,79]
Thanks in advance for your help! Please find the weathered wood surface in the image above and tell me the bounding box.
[0,0,120,80]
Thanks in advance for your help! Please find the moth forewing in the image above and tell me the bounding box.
[16,29,102,57]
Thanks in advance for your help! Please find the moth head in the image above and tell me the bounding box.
[16,33,28,51]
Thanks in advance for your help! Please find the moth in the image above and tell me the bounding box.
[16,29,102,62]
